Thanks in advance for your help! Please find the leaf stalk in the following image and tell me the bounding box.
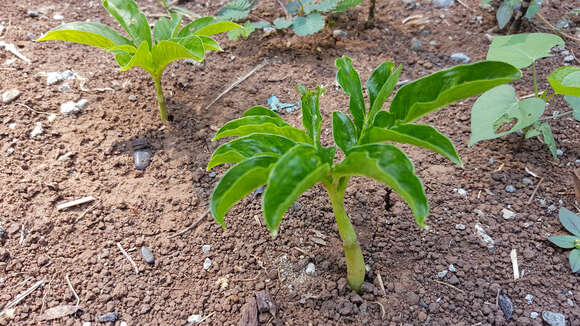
[152,73,168,121]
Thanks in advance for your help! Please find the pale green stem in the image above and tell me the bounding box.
[324,177,365,292]
[152,73,168,122]
[532,62,539,98]
[539,110,573,121]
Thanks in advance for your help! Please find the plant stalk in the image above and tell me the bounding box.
[152,73,168,121]
[532,62,539,98]
[325,177,365,292]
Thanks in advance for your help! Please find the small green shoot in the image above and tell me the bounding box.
[207,56,520,292]
[37,0,241,121]
[548,208,580,273]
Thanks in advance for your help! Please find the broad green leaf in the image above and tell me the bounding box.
[336,56,366,136]
[169,6,201,19]
[307,0,339,13]
[334,0,363,12]
[332,144,429,226]
[119,41,154,74]
[525,0,543,18]
[228,21,254,40]
[292,13,325,36]
[368,65,402,122]
[570,249,580,273]
[213,116,311,143]
[496,0,515,29]
[540,122,557,159]
[217,0,256,20]
[199,36,222,51]
[113,50,132,67]
[317,146,337,164]
[391,61,521,123]
[153,14,182,41]
[253,21,271,29]
[37,22,134,49]
[548,235,580,249]
[372,111,396,128]
[301,86,325,147]
[560,208,580,237]
[364,124,462,166]
[153,40,204,73]
[480,0,493,5]
[366,62,395,111]
[547,66,580,97]
[486,33,564,69]
[195,21,241,36]
[211,155,279,227]
[207,134,296,170]
[332,112,357,153]
[103,0,152,48]
[178,17,215,37]
[242,106,282,118]
[564,95,580,121]
[469,85,545,146]
[273,17,293,29]
[173,35,205,61]
[263,144,330,235]
[524,122,541,139]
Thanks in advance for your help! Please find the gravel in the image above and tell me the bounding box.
[505,185,516,193]
[474,223,495,248]
[410,38,422,51]
[305,263,316,275]
[542,311,566,326]
[455,224,466,230]
[203,258,212,270]
[27,10,38,17]
[522,178,533,185]
[450,52,470,63]
[502,208,516,220]
[437,270,448,279]
[29,122,43,138]
[498,295,514,320]
[187,314,202,323]
[448,264,456,272]
[530,311,539,319]
[98,312,119,323]
[563,55,574,63]
[140,246,155,264]
[202,245,211,253]
[2,89,20,104]
[525,294,533,304]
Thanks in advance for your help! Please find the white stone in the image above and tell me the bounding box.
[8,123,16,129]
[46,72,63,85]
[2,89,20,104]
[475,223,495,248]
[53,14,64,20]
[47,113,57,122]
[82,322,91,326]
[305,263,316,275]
[187,314,202,323]
[120,322,128,326]
[76,98,89,109]
[202,245,211,253]
[502,208,516,220]
[30,122,43,138]
[203,258,211,270]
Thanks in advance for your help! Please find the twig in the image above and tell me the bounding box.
[75,202,99,223]
[536,13,580,43]
[433,280,465,293]
[41,275,57,313]
[376,274,386,297]
[372,301,386,319]
[569,48,580,65]
[168,209,210,238]
[57,196,96,211]
[65,275,80,307]
[276,0,291,20]
[205,61,268,111]
[19,225,25,245]
[117,242,139,275]
[1,280,46,314]
[199,312,215,323]
[527,177,543,204]
[510,249,519,280]
[14,103,52,115]
[456,0,473,11]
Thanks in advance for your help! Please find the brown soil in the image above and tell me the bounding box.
[1,0,579,325]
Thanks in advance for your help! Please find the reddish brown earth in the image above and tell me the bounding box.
[1,0,579,325]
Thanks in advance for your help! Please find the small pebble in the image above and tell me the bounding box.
[30,122,43,138]
[410,38,422,51]
[140,246,155,264]
[305,263,316,275]
[453,188,467,197]
[522,178,532,185]
[450,52,470,63]
[498,295,514,320]
[98,312,119,323]
[489,157,494,165]
[134,148,152,170]
[542,311,566,326]
[437,270,448,279]
[530,311,539,319]
[564,55,574,63]
[120,322,127,326]
[2,89,20,104]
[332,29,347,37]
[128,95,137,101]
[77,98,89,109]
[203,258,212,270]
[567,298,574,307]
[505,185,516,193]
[202,245,211,253]
[27,10,39,17]
[208,172,217,178]
[419,301,428,309]
[53,14,64,20]
[548,204,558,213]
[60,101,81,116]
[556,149,563,157]
[448,264,456,272]
[525,294,533,304]
[455,224,466,230]
[502,208,516,220]
[188,314,202,323]
[82,322,91,326]
[433,0,454,8]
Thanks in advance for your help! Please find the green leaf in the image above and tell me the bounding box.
[548,235,579,249]
[273,17,293,29]
[173,35,205,60]
[540,122,557,159]
[524,122,541,139]
[366,62,395,111]
[486,33,565,69]
[119,41,154,74]
[335,56,366,137]
[207,134,296,170]
[263,144,330,235]
[169,6,201,19]
[571,249,580,273]
[547,66,580,97]
[332,112,357,153]
[372,111,396,128]
[334,0,363,12]
[199,36,222,51]
[217,0,257,20]
[564,95,580,121]
[243,106,282,118]
[390,61,522,123]
[213,116,311,143]
[36,21,134,50]
[559,208,580,237]
[368,65,402,123]
[469,85,545,146]
[227,20,255,41]
[113,50,133,67]
[195,21,242,36]
[332,144,429,226]
[364,124,462,166]
[480,0,493,5]
[153,39,204,73]
[178,17,215,37]
[211,155,279,227]
[292,13,325,36]
[102,0,152,48]
[307,0,339,13]
[253,21,271,29]
[496,0,515,29]
[300,86,325,147]
[524,0,543,19]
[153,14,182,41]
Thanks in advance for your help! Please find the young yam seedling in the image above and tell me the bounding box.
[207,56,520,292]
[37,0,241,121]
[548,208,580,273]
[470,33,580,158]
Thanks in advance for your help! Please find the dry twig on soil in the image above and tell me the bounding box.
[1,280,46,316]
[527,177,544,204]
[433,280,465,293]
[117,242,139,275]
[168,209,210,238]
[65,275,80,306]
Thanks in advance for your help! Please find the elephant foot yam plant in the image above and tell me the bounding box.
[37,0,241,121]
[470,33,580,159]
[207,56,520,292]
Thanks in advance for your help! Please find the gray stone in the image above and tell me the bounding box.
[433,0,454,8]
[522,178,533,185]
[187,314,202,323]
[134,148,152,170]
[140,246,155,264]
[557,149,564,157]
[489,157,494,165]
[120,322,127,326]
[455,224,466,230]
[542,311,566,326]
[82,322,91,326]
[77,99,89,109]
[53,14,64,20]
[30,122,43,138]
[27,10,39,17]
[525,294,533,304]
[402,0,417,9]
[564,55,574,63]
[98,312,119,323]
[505,185,516,193]
[2,89,20,104]
[548,204,558,213]
[552,45,565,52]
[567,298,574,307]
[332,29,347,37]
[437,270,448,279]
[475,223,494,248]
[203,257,212,270]
[208,171,217,178]
[530,311,539,319]
[498,295,514,320]
[410,38,422,51]
[60,101,81,116]
[502,208,516,220]
[305,263,316,275]
[448,264,456,272]
[450,52,470,63]
[202,245,211,253]
[453,188,467,196]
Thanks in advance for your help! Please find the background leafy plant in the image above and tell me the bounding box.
[37,0,240,121]
[481,0,542,31]
[469,33,580,158]
[218,0,363,40]
[548,208,580,273]
[207,56,520,291]
[156,0,201,20]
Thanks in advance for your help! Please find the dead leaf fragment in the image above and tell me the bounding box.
[38,305,79,321]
